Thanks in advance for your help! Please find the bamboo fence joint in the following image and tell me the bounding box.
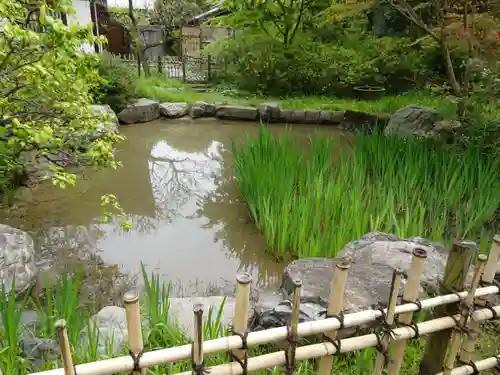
[231,272,252,375]
[460,235,500,364]
[372,268,403,375]
[318,258,350,375]
[420,241,476,375]
[285,279,302,375]
[443,254,487,375]
[387,246,428,375]
[124,289,145,375]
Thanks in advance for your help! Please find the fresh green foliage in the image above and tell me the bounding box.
[0,0,121,199]
[233,126,500,258]
[0,281,30,374]
[91,52,138,112]
[207,24,468,96]
[214,0,326,46]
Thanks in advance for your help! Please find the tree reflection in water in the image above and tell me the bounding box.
[195,145,284,291]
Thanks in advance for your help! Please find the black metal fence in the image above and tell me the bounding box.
[117,54,216,83]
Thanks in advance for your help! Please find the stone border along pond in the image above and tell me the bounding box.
[103,98,462,139]
[113,97,390,130]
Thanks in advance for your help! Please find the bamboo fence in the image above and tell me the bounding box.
[24,235,500,375]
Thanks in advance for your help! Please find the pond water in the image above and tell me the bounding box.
[1,118,350,303]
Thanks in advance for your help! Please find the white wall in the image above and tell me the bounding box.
[67,0,97,53]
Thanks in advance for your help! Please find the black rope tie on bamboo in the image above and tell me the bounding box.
[284,321,298,375]
[494,355,500,372]
[438,281,464,304]
[466,359,480,375]
[448,313,471,335]
[318,310,345,329]
[394,298,422,341]
[129,349,144,375]
[192,361,211,375]
[401,297,423,312]
[373,308,396,365]
[230,330,249,375]
[479,279,500,289]
[191,343,211,375]
[474,299,499,320]
[319,310,345,356]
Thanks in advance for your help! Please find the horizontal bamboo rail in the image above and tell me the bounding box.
[172,305,500,375]
[436,356,500,375]
[28,285,499,375]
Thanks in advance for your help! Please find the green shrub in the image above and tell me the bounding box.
[91,52,137,112]
[208,30,380,96]
[209,15,473,96]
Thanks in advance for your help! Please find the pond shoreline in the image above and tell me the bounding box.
[114,98,391,132]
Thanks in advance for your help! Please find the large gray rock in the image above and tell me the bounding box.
[280,109,307,123]
[159,102,189,118]
[118,98,160,124]
[215,105,258,121]
[319,111,345,124]
[259,103,281,122]
[92,104,119,133]
[252,292,324,330]
[0,225,37,296]
[168,296,252,339]
[189,101,216,119]
[81,306,128,356]
[189,104,204,119]
[384,105,444,137]
[20,150,54,183]
[282,232,472,313]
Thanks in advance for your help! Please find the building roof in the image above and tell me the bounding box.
[187,2,230,25]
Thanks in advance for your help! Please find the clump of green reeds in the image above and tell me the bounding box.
[232,125,500,258]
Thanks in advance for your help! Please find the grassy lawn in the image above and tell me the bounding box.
[135,75,465,118]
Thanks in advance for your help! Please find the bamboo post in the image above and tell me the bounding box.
[285,279,302,375]
[192,304,205,375]
[387,247,428,375]
[55,319,75,375]
[231,273,252,362]
[124,290,145,375]
[483,234,500,284]
[443,254,487,375]
[318,259,350,375]
[419,241,476,375]
[372,269,403,375]
[460,234,500,363]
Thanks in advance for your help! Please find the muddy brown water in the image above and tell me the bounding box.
[1,118,351,305]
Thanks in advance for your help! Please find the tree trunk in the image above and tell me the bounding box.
[440,39,461,96]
